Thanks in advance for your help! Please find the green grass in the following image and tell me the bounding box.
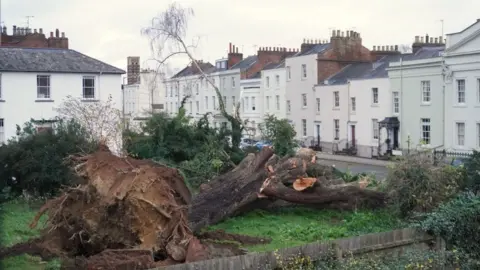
[208,207,403,252]
[0,199,60,270]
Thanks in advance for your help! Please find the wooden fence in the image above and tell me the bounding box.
[151,228,444,270]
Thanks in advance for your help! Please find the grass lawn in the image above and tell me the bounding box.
[208,207,403,252]
[0,199,61,270]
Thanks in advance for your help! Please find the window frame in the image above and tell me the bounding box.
[302,93,307,107]
[316,98,321,113]
[301,64,307,79]
[302,119,307,137]
[37,75,51,99]
[82,76,95,99]
[276,95,280,110]
[333,91,340,107]
[372,119,379,140]
[393,91,400,114]
[421,81,431,103]
[371,88,379,105]
[334,119,340,140]
[351,97,356,112]
[421,118,431,145]
[456,79,466,104]
[456,122,466,147]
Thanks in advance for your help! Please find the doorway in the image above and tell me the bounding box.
[350,125,356,147]
[315,124,320,145]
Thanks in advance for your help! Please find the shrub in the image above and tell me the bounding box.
[0,119,96,201]
[417,191,480,260]
[463,150,480,192]
[385,155,465,217]
[259,115,297,157]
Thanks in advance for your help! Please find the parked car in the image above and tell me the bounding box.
[254,140,272,150]
[450,157,467,167]
[239,138,258,149]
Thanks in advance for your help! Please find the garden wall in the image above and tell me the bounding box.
[152,228,444,270]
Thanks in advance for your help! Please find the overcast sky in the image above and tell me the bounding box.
[2,0,479,75]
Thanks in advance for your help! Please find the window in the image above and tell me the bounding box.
[165,86,168,97]
[316,98,321,113]
[212,96,216,109]
[302,94,307,107]
[457,79,466,103]
[196,84,199,95]
[372,88,378,104]
[301,64,307,78]
[456,122,465,146]
[286,66,291,80]
[302,119,307,136]
[276,95,280,110]
[266,76,270,88]
[266,96,270,110]
[372,119,379,139]
[170,86,173,97]
[393,92,400,114]
[232,96,235,107]
[222,78,226,89]
[275,75,280,87]
[175,102,178,111]
[421,118,431,145]
[223,96,227,106]
[421,81,430,103]
[205,96,208,110]
[246,97,249,110]
[477,123,480,147]
[0,118,4,144]
[351,97,356,112]
[82,76,95,99]
[252,97,256,111]
[287,100,291,112]
[196,101,199,112]
[231,77,235,87]
[189,101,192,113]
[334,119,340,140]
[333,91,339,107]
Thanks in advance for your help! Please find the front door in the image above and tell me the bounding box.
[351,125,356,147]
[315,124,320,145]
[393,127,399,149]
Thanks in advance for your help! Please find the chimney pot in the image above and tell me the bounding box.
[50,31,54,38]
[34,29,38,34]
[303,38,306,43]
[55,29,59,38]
[331,30,336,37]
[39,28,43,34]
[341,31,344,37]
[420,36,424,43]
[12,25,17,35]
[373,45,376,51]
[425,34,429,43]
[61,32,65,38]
[381,46,385,51]
[434,37,438,43]
[236,47,238,53]
[415,36,420,43]
[336,30,340,37]
[395,45,398,51]
[430,37,434,43]
[229,42,232,53]
[390,45,394,51]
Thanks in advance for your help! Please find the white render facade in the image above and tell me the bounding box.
[0,47,124,144]
[261,65,287,120]
[123,71,165,118]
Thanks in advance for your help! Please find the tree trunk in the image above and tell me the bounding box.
[188,148,386,233]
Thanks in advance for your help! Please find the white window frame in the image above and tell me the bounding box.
[212,96,216,110]
[196,84,199,95]
[252,96,256,111]
[301,64,307,79]
[372,119,379,140]
[456,122,465,147]
[189,101,193,113]
[316,98,321,113]
[457,79,466,104]
[333,91,340,107]
[222,77,226,89]
[231,77,235,88]
[223,96,227,106]
[421,118,431,145]
[275,75,280,87]
[421,81,430,103]
[266,76,270,88]
[302,93,307,107]
[334,119,340,140]
[196,101,199,112]
[276,95,280,110]
[351,97,356,112]
[266,96,270,110]
[82,76,95,99]
[205,96,209,110]
[302,119,307,137]
[393,92,400,114]
[286,66,291,80]
[371,88,379,105]
[232,96,236,107]
[287,100,291,113]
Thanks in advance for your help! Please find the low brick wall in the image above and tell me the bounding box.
[151,228,443,270]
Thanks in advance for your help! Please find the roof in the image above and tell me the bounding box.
[171,62,215,78]
[325,62,372,85]
[402,46,444,61]
[262,60,285,70]
[360,54,403,79]
[295,43,331,57]
[0,47,125,74]
[230,55,258,69]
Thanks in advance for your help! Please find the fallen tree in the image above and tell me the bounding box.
[189,147,386,233]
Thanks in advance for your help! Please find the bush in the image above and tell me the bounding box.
[385,155,465,217]
[259,115,296,157]
[463,150,480,192]
[417,191,480,260]
[0,119,97,201]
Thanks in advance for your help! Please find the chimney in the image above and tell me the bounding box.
[371,44,401,60]
[227,42,243,69]
[34,29,38,34]
[12,25,16,35]
[50,32,54,38]
[415,36,420,43]
[412,33,445,53]
[2,26,6,34]
[55,29,59,38]
[229,42,232,53]
[39,28,43,34]
[438,36,443,44]
[434,37,438,44]
[425,34,429,43]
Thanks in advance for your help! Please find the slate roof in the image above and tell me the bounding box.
[172,62,215,78]
[0,47,125,74]
[295,43,331,57]
[262,60,285,70]
[230,55,258,70]
[403,46,444,61]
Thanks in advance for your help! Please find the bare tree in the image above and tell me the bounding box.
[142,3,244,150]
[398,44,412,54]
[55,95,124,155]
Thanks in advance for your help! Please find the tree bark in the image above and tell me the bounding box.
[188,148,386,233]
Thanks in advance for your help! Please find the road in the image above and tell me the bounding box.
[317,159,390,180]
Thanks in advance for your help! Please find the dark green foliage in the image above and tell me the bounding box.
[462,150,480,192]
[259,114,297,157]
[417,191,480,261]
[0,119,97,201]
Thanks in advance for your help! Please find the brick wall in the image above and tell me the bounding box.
[0,26,69,49]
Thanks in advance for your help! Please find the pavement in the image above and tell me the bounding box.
[315,152,392,180]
